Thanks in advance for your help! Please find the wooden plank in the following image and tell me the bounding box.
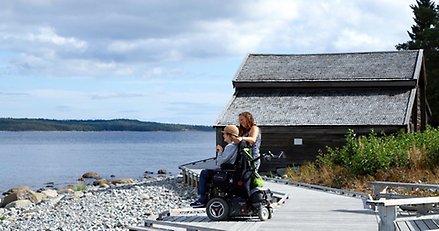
[370,181,439,190]
[405,220,421,231]
[187,215,208,223]
[141,219,224,231]
[171,216,191,222]
[396,214,439,222]
[413,220,430,230]
[184,215,204,223]
[424,219,439,229]
[368,197,439,207]
[395,220,410,231]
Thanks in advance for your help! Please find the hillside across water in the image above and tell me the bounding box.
[0,118,212,131]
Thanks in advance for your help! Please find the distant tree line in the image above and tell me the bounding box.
[397,0,439,126]
[0,118,213,131]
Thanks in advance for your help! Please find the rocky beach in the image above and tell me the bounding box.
[0,174,197,230]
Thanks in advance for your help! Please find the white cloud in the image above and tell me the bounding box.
[334,29,383,52]
[27,27,87,50]
[246,0,299,21]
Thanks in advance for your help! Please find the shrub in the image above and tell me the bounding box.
[289,126,439,190]
[317,127,439,177]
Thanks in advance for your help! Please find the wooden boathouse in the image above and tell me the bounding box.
[215,50,428,172]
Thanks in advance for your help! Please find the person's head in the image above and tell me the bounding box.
[221,125,239,143]
[238,111,255,135]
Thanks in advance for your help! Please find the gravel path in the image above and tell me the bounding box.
[0,176,197,230]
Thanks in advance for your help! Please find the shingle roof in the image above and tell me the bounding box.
[217,51,422,127]
[215,88,411,126]
[234,51,420,83]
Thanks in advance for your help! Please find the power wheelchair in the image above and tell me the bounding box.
[203,143,274,221]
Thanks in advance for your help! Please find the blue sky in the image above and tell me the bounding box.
[0,0,421,125]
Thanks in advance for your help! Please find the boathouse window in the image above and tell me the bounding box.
[293,138,303,145]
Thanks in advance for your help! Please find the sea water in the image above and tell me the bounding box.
[0,131,215,193]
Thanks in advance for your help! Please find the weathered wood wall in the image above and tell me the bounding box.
[216,125,405,173]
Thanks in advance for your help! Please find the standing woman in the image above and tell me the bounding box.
[237,112,262,171]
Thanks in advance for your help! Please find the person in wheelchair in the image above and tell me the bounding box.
[190,125,240,208]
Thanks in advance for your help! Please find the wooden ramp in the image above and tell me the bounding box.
[129,179,379,230]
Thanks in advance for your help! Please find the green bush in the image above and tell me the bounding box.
[318,126,439,176]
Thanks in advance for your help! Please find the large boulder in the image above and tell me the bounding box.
[157,169,167,174]
[110,178,136,185]
[81,171,101,179]
[0,186,43,208]
[5,199,33,209]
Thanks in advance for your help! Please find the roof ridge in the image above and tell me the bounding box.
[248,50,420,57]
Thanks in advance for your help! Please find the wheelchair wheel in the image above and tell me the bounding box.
[206,197,229,221]
[268,207,273,219]
[258,206,270,221]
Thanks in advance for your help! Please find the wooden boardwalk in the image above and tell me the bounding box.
[130,179,378,230]
[254,180,377,231]
[128,159,439,230]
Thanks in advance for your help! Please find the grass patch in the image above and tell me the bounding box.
[0,215,5,221]
[74,185,87,191]
[287,126,439,194]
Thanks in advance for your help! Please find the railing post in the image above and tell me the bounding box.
[377,205,396,231]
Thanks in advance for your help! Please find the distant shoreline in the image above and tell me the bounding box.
[0,118,213,132]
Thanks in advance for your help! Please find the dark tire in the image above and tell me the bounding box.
[258,207,269,221]
[268,207,273,219]
[206,198,229,221]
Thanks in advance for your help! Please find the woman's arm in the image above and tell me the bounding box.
[239,126,259,144]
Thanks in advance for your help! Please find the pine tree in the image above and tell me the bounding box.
[397,0,439,126]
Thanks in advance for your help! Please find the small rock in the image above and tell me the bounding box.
[93,179,110,187]
[157,169,167,175]
[73,191,84,199]
[41,189,58,199]
[57,185,75,194]
[141,194,151,200]
[34,192,46,203]
[82,172,101,179]
[84,192,93,197]
[45,182,55,188]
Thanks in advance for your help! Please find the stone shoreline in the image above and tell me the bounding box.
[0,175,197,230]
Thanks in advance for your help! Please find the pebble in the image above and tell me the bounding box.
[0,176,197,230]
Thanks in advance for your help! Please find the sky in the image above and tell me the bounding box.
[0,0,424,125]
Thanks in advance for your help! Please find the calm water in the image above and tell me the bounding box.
[0,131,215,193]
